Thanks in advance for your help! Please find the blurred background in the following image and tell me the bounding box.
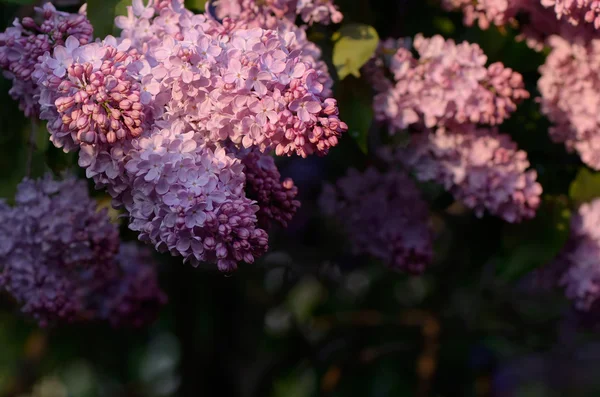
[1,0,598,396]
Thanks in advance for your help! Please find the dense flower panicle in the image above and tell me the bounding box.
[35,36,146,151]
[24,0,346,271]
[552,200,600,311]
[538,36,600,170]
[319,167,433,273]
[0,174,120,326]
[398,125,542,223]
[210,0,343,28]
[372,34,529,133]
[0,3,92,116]
[0,174,166,327]
[100,242,168,328]
[242,150,300,228]
[118,121,269,271]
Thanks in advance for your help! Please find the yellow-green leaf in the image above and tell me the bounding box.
[569,167,600,204]
[332,24,379,80]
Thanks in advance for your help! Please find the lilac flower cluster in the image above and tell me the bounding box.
[538,36,600,170]
[397,125,543,223]
[370,35,540,222]
[0,3,92,117]
[210,0,343,28]
[371,35,529,133]
[319,167,433,273]
[0,174,165,327]
[441,0,598,50]
[550,200,600,311]
[242,150,301,228]
[8,0,347,271]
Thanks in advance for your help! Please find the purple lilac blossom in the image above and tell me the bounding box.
[0,174,166,327]
[0,3,92,117]
[397,124,542,223]
[319,167,433,273]
[30,0,345,271]
[241,150,301,228]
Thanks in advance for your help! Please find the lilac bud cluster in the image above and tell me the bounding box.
[0,174,165,327]
[0,3,92,116]
[242,150,301,228]
[319,167,433,273]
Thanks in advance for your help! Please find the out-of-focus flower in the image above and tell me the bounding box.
[319,167,433,273]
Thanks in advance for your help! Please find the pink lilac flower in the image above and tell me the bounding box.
[0,3,92,116]
[538,35,600,170]
[372,34,529,133]
[549,200,600,311]
[441,0,599,50]
[319,167,433,273]
[241,150,301,228]
[31,0,347,271]
[397,124,542,223]
[0,174,119,326]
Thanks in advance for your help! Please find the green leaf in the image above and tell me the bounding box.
[87,0,130,38]
[496,196,571,282]
[185,0,206,11]
[336,77,372,154]
[569,167,600,204]
[332,23,379,80]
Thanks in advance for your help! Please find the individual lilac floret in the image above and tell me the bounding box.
[210,0,343,28]
[36,36,145,150]
[242,150,301,228]
[0,174,119,327]
[372,34,529,132]
[398,125,542,223]
[0,3,92,116]
[319,167,433,273]
[538,36,600,170]
[550,200,600,311]
[99,242,167,328]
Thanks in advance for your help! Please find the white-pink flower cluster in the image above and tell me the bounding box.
[371,35,529,133]
[552,199,600,311]
[538,36,600,170]
[397,125,543,223]
[21,0,347,271]
[319,167,433,273]
[0,3,92,116]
